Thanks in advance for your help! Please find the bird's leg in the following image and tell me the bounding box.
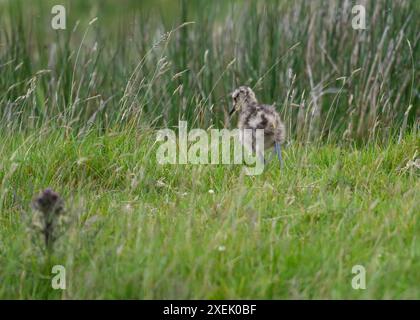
[275,142,283,169]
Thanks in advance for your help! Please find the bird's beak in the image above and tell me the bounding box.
[229,107,236,117]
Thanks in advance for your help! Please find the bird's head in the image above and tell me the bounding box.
[229,86,257,116]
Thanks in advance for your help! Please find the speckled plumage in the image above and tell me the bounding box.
[230,86,285,166]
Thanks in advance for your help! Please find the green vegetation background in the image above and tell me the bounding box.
[0,0,418,299]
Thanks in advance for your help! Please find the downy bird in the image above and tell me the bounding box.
[229,86,286,168]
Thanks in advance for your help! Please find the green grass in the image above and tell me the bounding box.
[0,128,418,299]
[0,0,419,299]
[1,0,418,140]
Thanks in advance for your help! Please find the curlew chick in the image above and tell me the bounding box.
[229,86,286,168]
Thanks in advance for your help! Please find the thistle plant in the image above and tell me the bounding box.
[31,188,66,253]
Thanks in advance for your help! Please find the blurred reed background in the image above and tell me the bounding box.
[0,0,418,143]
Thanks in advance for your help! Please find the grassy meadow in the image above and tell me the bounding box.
[0,0,419,299]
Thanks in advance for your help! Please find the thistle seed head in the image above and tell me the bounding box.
[32,188,64,216]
